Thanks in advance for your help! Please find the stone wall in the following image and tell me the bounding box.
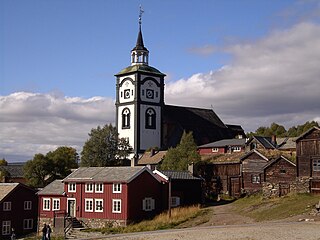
[79,218,127,228]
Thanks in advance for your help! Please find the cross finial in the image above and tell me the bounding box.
[139,5,144,27]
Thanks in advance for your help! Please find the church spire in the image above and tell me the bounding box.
[131,5,149,65]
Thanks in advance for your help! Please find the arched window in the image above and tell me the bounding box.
[122,108,130,129]
[145,108,156,129]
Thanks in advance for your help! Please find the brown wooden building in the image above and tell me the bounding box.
[296,126,320,194]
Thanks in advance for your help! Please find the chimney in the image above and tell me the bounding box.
[150,148,156,157]
[271,135,277,146]
[188,162,194,175]
[131,154,138,167]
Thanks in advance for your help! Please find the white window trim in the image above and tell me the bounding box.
[95,183,104,193]
[85,183,94,193]
[3,201,11,211]
[95,199,104,212]
[211,148,219,152]
[43,198,51,211]
[52,198,60,211]
[313,159,320,171]
[252,175,261,184]
[85,198,94,212]
[68,183,76,192]
[142,197,155,212]
[112,199,121,213]
[23,219,33,230]
[113,183,122,193]
[24,201,32,210]
[233,146,241,152]
[2,220,11,235]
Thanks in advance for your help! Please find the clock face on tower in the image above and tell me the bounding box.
[146,89,154,99]
[124,89,130,99]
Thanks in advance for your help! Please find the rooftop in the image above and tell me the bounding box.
[0,183,19,202]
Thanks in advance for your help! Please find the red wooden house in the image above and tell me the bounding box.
[198,139,246,155]
[0,183,38,239]
[38,166,164,229]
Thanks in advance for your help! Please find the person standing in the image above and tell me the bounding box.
[10,228,16,240]
[41,224,47,240]
[46,224,52,240]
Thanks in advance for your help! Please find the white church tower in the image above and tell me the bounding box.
[115,7,165,158]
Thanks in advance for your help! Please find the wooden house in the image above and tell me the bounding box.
[0,163,26,184]
[198,138,246,155]
[263,156,296,197]
[296,126,320,194]
[38,166,164,228]
[245,136,276,152]
[0,183,38,239]
[153,170,202,207]
[136,150,167,170]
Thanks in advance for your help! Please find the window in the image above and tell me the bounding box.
[3,202,11,211]
[122,108,130,129]
[233,146,241,152]
[23,219,33,230]
[52,199,60,211]
[85,183,94,193]
[95,199,103,212]
[280,169,286,174]
[252,175,260,183]
[95,183,103,193]
[24,201,32,210]
[43,198,50,211]
[145,108,156,129]
[2,221,11,235]
[211,148,219,152]
[112,199,121,213]
[171,197,181,207]
[68,183,76,192]
[313,159,320,171]
[142,198,155,211]
[85,199,93,212]
[113,183,122,193]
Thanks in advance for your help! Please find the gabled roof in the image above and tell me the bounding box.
[198,138,246,148]
[240,149,269,161]
[37,180,64,196]
[277,137,297,150]
[263,155,296,170]
[63,166,157,183]
[153,169,201,181]
[247,136,276,149]
[138,150,167,165]
[295,126,320,141]
[0,183,19,202]
[0,164,25,178]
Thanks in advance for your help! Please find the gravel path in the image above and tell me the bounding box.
[105,222,320,240]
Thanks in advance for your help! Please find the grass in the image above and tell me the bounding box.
[86,205,204,234]
[233,193,320,221]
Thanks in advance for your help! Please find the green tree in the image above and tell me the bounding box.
[0,158,8,166]
[80,124,132,167]
[46,146,79,179]
[24,154,53,187]
[160,131,200,171]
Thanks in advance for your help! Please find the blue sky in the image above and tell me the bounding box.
[1,0,320,162]
[1,0,296,97]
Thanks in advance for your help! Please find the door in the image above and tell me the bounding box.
[67,199,76,217]
[230,177,241,197]
[279,183,290,197]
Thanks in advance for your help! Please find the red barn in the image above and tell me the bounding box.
[0,183,38,239]
[38,166,163,229]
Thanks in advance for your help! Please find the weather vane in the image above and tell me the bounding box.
[139,5,144,27]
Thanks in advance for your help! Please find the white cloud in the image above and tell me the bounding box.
[165,22,320,132]
[0,92,115,161]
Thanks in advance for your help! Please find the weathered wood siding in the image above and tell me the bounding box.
[264,159,296,184]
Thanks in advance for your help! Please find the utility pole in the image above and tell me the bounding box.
[168,176,171,218]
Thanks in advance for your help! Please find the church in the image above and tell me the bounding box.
[115,14,244,158]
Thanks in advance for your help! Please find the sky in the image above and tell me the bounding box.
[1,0,320,162]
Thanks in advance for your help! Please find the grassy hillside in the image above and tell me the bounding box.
[233,193,320,221]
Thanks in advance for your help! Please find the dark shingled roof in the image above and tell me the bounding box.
[37,180,64,196]
[198,138,246,148]
[158,170,201,180]
[132,28,147,51]
[249,136,276,149]
[0,164,25,178]
[163,105,237,148]
[63,166,148,183]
